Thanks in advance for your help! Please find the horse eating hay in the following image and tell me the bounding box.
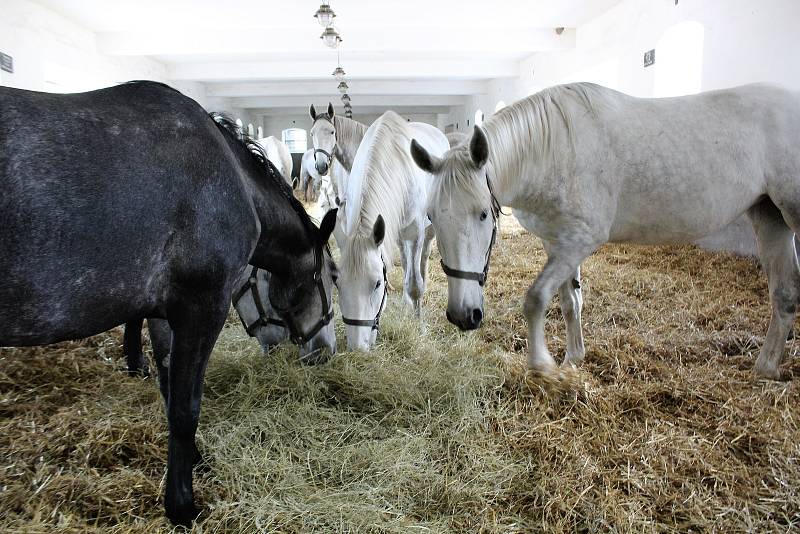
[338,110,449,350]
[411,82,800,380]
[0,81,338,525]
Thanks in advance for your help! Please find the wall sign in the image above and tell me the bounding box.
[644,49,655,68]
[0,52,13,73]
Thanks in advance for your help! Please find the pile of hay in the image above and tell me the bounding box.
[1,214,799,532]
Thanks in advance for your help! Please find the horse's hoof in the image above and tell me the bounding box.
[754,363,792,381]
[165,500,201,527]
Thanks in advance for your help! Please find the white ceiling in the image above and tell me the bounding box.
[38,0,624,115]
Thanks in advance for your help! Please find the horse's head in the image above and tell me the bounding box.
[268,208,339,362]
[338,215,388,351]
[310,102,336,175]
[411,126,498,331]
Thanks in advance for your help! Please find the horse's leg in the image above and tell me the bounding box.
[147,318,172,406]
[747,199,798,380]
[409,231,427,318]
[163,292,228,526]
[559,266,585,367]
[123,317,148,377]
[400,239,414,310]
[420,224,436,285]
[524,242,596,373]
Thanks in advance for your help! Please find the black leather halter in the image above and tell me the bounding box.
[270,247,334,346]
[231,266,286,336]
[342,259,388,331]
[439,176,501,287]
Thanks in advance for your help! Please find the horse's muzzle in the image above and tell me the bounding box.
[446,308,483,331]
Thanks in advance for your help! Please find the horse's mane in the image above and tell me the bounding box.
[342,111,417,275]
[333,115,369,149]
[439,83,604,201]
[210,113,320,240]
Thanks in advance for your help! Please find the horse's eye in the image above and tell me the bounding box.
[375,280,381,290]
[480,210,488,221]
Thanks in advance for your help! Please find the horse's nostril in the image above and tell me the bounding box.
[472,308,483,325]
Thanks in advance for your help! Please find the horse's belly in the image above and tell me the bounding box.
[609,189,760,244]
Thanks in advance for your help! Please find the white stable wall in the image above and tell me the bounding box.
[0,0,167,91]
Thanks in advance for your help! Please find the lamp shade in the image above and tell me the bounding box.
[337,81,349,93]
[313,3,336,27]
[332,66,346,81]
[341,93,351,104]
[320,26,341,48]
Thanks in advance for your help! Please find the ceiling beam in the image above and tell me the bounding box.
[98,27,575,56]
[232,94,468,109]
[250,105,453,116]
[206,79,489,98]
[168,59,519,81]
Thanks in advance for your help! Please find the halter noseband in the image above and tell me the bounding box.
[270,246,334,346]
[232,266,287,336]
[439,175,501,287]
[341,258,388,331]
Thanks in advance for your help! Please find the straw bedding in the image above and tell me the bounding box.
[1,214,799,533]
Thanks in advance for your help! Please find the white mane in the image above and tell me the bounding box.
[437,83,604,203]
[332,115,369,171]
[342,111,424,274]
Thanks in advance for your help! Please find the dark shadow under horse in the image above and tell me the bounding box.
[0,81,338,526]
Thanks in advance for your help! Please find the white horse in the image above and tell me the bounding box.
[411,82,800,380]
[299,149,324,202]
[309,103,369,202]
[258,136,294,187]
[338,110,449,350]
[309,104,370,250]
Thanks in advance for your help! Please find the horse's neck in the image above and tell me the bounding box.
[485,127,536,209]
[248,179,316,277]
[334,119,365,172]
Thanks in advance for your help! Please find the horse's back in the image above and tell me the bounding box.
[533,83,800,243]
[0,82,254,344]
[259,136,293,183]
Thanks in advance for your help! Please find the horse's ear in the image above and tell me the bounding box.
[309,104,317,121]
[291,176,299,190]
[327,102,335,118]
[470,126,489,168]
[319,208,338,244]
[372,215,385,247]
[410,139,442,175]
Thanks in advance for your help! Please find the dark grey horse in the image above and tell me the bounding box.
[0,81,338,526]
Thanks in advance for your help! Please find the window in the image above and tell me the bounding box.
[654,21,704,98]
[247,123,255,137]
[257,126,263,138]
[474,109,484,126]
[282,128,308,153]
[494,100,506,113]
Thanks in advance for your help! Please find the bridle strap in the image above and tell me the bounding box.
[342,260,387,331]
[274,246,334,346]
[231,266,287,337]
[314,148,333,166]
[439,175,500,287]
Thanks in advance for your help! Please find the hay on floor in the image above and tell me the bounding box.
[1,213,799,533]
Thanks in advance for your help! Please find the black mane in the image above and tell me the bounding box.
[209,113,320,237]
